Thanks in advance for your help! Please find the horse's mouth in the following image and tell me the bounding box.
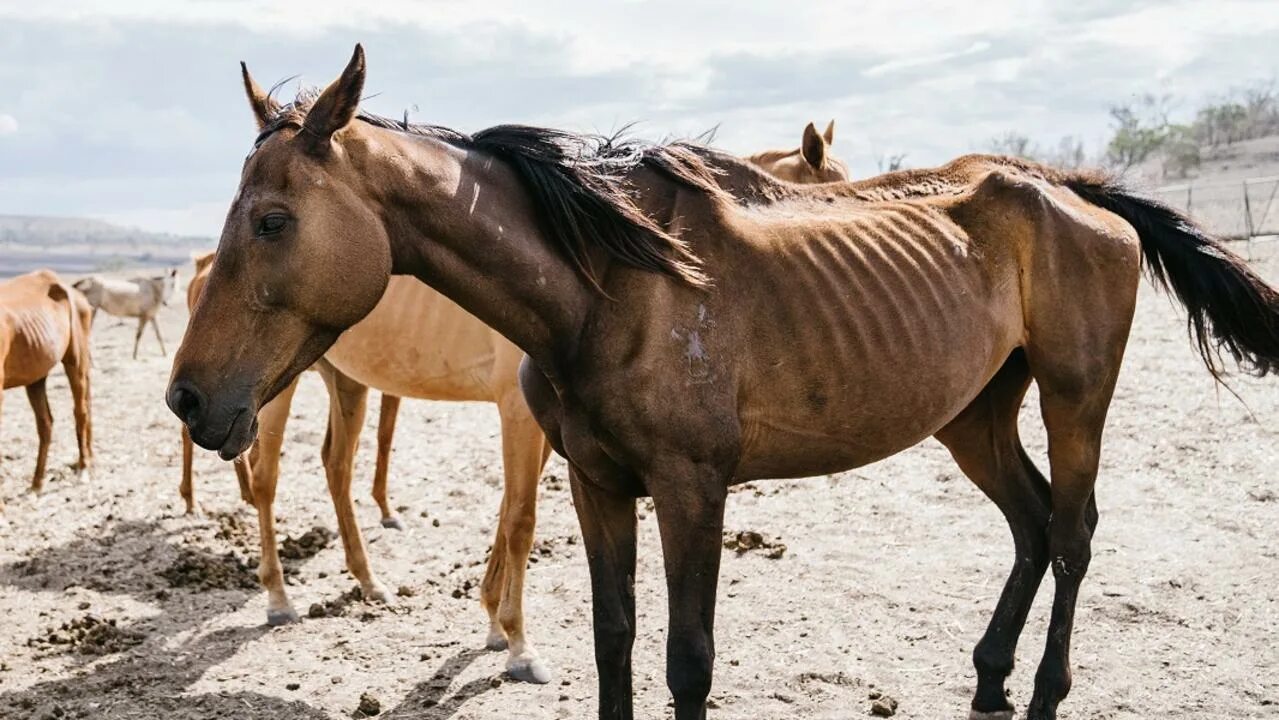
[217,408,259,461]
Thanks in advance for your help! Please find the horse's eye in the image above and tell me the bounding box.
[257,213,289,237]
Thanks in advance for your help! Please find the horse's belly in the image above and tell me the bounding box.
[325,330,495,402]
[733,293,1020,480]
[3,320,66,387]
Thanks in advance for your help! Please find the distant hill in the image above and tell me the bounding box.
[0,215,213,279]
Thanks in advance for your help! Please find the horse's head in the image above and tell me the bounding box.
[167,45,392,459]
[747,120,849,184]
[158,268,178,306]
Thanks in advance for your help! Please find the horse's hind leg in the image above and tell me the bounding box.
[480,392,553,683]
[150,316,167,356]
[317,359,389,603]
[1022,365,1116,720]
[26,379,53,492]
[132,317,145,359]
[1018,201,1137,719]
[372,393,402,529]
[63,353,92,476]
[934,350,1050,720]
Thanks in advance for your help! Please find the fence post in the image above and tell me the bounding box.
[1243,181,1254,260]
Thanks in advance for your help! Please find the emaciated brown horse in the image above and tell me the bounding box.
[168,47,1279,720]
[0,270,93,512]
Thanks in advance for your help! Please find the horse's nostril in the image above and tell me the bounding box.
[167,380,206,427]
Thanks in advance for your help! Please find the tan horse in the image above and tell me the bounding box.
[169,48,1279,720]
[0,270,93,513]
[746,120,848,183]
[180,251,554,682]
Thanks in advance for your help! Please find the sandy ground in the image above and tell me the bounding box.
[1,244,1277,720]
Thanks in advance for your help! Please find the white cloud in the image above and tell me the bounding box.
[0,113,17,135]
[0,1,1278,234]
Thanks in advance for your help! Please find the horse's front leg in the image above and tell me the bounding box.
[570,465,638,720]
[649,461,729,720]
[252,377,300,625]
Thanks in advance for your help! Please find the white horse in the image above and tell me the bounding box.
[73,268,177,359]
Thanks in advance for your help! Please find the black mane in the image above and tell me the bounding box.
[256,89,731,290]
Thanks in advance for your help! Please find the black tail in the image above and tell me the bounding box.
[1066,174,1279,379]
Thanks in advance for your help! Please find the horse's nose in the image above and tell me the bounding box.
[167,379,207,428]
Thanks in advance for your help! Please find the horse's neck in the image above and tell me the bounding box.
[374,137,592,377]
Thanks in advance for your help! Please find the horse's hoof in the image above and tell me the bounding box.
[380,515,406,531]
[505,655,553,684]
[969,710,1015,720]
[266,607,300,626]
[364,582,391,603]
[485,629,509,652]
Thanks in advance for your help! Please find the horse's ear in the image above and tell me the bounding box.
[823,119,835,146]
[241,61,277,130]
[302,44,366,153]
[801,121,827,168]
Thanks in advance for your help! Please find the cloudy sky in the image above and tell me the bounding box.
[1,0,1277,236]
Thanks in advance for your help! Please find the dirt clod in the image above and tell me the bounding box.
[160,549,258,591]
[723,530,787,559]
[280,526,335,560]
[870,694,898,716]
[28,614,146,656]
[308,587,366,619]
[355,692,381,717]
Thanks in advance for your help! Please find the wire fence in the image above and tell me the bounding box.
[1151,175,1279,243]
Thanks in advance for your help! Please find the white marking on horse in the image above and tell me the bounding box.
[672,304,715,384]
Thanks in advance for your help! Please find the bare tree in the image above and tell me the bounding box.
[876,152,907,173]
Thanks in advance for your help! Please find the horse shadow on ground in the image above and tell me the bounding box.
[0,518,498,719]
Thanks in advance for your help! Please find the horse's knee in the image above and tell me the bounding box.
[500,508,536,550]
[1049,534,1091,581]
[594,618,634,659]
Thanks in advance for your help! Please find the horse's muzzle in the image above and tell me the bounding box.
[166,379,258,460]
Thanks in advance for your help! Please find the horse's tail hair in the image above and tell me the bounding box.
[1066,172,1279,380]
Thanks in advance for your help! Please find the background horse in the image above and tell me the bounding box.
[169,48,1279,720]
[746,120,847,183]
[0,270,93,509]
[74,269,177,359]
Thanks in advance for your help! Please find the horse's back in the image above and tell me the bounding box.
[82,276,154,317]
[0,271,74,387]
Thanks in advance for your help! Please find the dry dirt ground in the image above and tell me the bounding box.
[1,244,1277,720]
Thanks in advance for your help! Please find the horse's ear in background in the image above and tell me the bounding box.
[191,252,216,276]
[240,62,278,131]
[301,44,366,154]
[801,121,827,169]
[823,119,835,146]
